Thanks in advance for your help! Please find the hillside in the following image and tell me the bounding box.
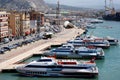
[47,3,91,11]
[0,0,48,12]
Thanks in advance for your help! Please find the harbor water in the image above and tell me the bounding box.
[0,21,120,80]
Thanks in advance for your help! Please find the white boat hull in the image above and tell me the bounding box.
[17,68,98,78]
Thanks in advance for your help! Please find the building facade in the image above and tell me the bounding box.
[29,10,44,33]
[0,11,9,41]
[29,10,44,25]
[9,12,21,37]
[20,12,30,36]
[30,20,37,34]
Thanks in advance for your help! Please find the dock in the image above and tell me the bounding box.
[1,64,25,73]
[0,27,84,72]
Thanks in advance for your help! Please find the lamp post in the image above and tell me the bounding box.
[56,0,60,26]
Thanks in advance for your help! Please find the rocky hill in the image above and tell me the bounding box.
[0,0,48,12]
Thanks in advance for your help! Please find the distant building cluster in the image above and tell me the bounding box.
[0,10,44,41]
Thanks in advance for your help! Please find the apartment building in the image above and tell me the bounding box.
[20,12,30,36]
[9,12,21,37]
[0,11,9,41]
[29,10,44,33]
[29,10,44,25]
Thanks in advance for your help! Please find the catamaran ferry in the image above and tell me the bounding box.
[16,57,98,78]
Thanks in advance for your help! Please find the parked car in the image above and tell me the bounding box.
[22,40,28,45]
[42,32,53,39]
[26,40,32,43]
[3,46,11,51]
[31,38,36,42]
[4,38,10,44]
[0,48,5,54]
[0,47,8,53]
[33,37,39,41]
[12,44,18,49]
[15,42,22,47]
[7,45,15,49]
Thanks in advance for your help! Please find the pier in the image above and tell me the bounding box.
[0,27,84,72]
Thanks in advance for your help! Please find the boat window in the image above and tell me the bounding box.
[25,65,90,69]
[74,42,84,44]
[58,47,71,50]
[63,66,89,69]
[25,65,56,68]
[79,50,97,53]
[108,40,114,42]
[60,62,77,65]
[68,42,72,43]
[26,71,46,74]
[52,50,72,52]
[37,59,52,62]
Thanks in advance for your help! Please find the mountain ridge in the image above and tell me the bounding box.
[0,0,48,12]
[47,3,99,11]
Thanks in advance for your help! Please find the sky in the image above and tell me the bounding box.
[44,0,120,9]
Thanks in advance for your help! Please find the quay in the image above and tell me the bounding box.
[0,27,84,72]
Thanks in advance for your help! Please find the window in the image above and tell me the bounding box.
[0,19,2,22]
[37,59,52,62]
[25,65,90,69]
[4,24,8,26]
